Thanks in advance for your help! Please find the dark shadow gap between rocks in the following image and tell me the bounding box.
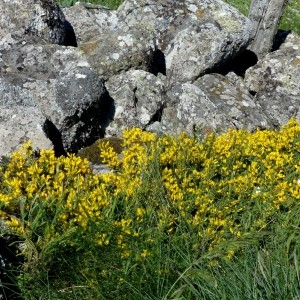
[0,236,23,300]
[144,103,165,129]
[64,20,77,47]
[147,49,166,76]
[272,29,291,52]
[43,119,66,157]
[43,91,115,156]
[211,49,258,78]
[68,91,115,153]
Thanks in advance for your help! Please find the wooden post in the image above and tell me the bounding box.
[248,0,289,59]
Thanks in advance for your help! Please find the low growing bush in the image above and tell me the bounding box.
[1,120,300,298]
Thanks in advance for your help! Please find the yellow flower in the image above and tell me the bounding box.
[140,249,149,258]
[226,250,235,260]
[6,217,25,235]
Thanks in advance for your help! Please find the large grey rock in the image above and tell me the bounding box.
[0,79,52,155]
[0,0,68,46]
[0,105,52,156]
[66,0,253,82]
[194,74,270,129]
[160,1,253,83]
[105,69,165,136]
[245,32,300,127]
[0,38,111,153]
[62,3,119,45]
[63,2,156,79]
[160,73,270,136]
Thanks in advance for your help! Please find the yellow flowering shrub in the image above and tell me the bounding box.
[1,120,300,268]
[0,142,113,252]
[98,120,300,259]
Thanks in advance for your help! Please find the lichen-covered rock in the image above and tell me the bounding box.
[0,105,52,156]
[105,69,165,136]
[119,0,253,83]
[160,73,270,135]
[0,39,111,153]
[62,3,119,45]
[63,2,156,78]
[0,0,68,46]
[66,0,252,82]
[161,82,219,135]
[194,74,269,130]
[79,25,156,79]
[245,32,300,127]
[0,80,52,155]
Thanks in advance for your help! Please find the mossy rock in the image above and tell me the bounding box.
[77,137,123,164]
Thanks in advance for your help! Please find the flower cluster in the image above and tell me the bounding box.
[0,142,112,249]
[1,120,300,263]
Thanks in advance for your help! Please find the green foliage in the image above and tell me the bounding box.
[2,121,300,298]
[77,137,123,165]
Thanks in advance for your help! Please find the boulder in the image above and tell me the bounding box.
[62,2,119,45]
[105,69,165,136]
[245,32,300,127]
[63,2,156,79]
[0,0,68,46]
[0,104,52,156]
[194,74,269,130]
[160,73,270,136]
[66,0,253,82]
[0,77,52,156]
[0,37,111,154]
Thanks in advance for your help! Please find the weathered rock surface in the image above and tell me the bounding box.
[0,76,53,155]
[0,0,299,158]
[0,104,52,155]
[64,0,253,83]
[159,73,270,136]
[105,69,165,136]
[0,0,68,46]
[248,0,289,59]
[245,32,300,127]
[62,3,119,45]
[0,36,112,154]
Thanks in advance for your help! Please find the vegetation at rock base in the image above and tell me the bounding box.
[77,137,123,165]
[2,120,300,298]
